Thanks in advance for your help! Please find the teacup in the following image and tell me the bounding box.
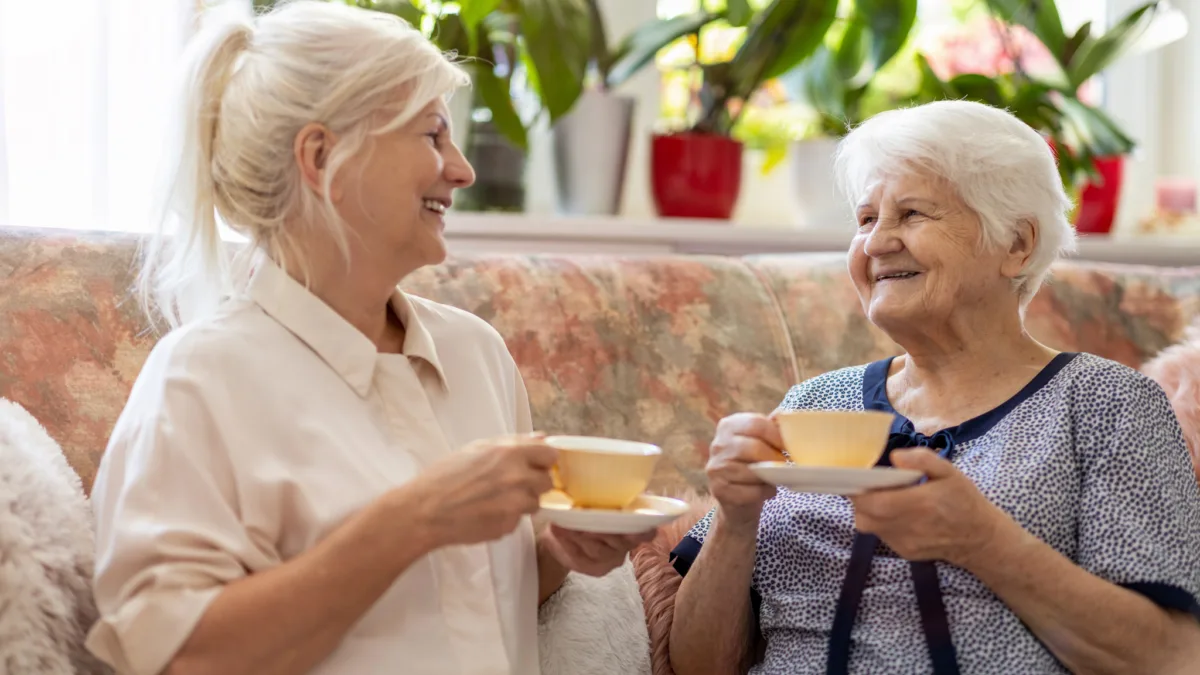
[773,410,895,468]
[543,435,662,510]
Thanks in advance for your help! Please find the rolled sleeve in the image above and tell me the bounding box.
[1076,375,1200,620]
[87,340,274,675]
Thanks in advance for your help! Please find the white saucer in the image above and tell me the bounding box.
[749,462,923,495]
[538,491,690,534]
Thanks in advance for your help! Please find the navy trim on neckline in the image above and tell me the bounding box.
[863,352,1080,447]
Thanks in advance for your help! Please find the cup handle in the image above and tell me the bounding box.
[549,463,564,491]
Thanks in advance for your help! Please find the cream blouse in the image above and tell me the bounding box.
[87,258,540,675]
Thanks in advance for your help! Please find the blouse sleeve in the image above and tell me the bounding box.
[668,383,814,613]
[1076,372,1200,620]
[86,337,276,675]
[513,363,534,436]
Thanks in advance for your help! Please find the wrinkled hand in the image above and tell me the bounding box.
[706,413,788,531]
[849,448,1010,569]
[539,524,657,577]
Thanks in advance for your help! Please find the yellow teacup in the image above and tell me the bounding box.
[773,410,895,468]
[543,435,661,510]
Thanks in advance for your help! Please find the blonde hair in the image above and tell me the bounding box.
[139,0,469,329]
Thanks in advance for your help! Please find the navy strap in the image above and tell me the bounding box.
[911,560,960,674]
[826,430,961,674]
[826,532,880,675]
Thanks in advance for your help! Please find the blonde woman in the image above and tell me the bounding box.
[86,3,651,674]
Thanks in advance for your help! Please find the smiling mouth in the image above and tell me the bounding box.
[875,272,920,282]
[423,199,448,215]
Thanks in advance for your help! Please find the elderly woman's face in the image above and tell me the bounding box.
[847,171,1020,332]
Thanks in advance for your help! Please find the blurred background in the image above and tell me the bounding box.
[1,0,1197,253]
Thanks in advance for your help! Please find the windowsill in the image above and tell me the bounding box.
[445,212,1200,266]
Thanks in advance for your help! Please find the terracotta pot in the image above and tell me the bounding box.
[650,133,743,220]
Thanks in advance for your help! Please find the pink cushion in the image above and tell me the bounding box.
[1142,323,1200,481]
[630,492,716,675]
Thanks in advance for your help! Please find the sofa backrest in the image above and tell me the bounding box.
[2,226,1195,495]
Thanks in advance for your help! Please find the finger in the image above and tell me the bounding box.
[730,415,786,454]
[715,483,777,505]
[524,468,555,498]
[514,442,559,470]
[726,437,787,465]
[889,448,955,479]
[550,525,607,560]
[580,533,629,554]
[623,530,658,548]
[717,461,778,487]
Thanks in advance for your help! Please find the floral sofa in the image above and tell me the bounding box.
[2,224,1199,672]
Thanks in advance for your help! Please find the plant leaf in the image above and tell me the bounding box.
[517,0,592,122]
[835,16,868,82]
[472,26,528,150]
[460,0,502,35]
[606,12,714,88]
[1061,20,1092,67]
[1058,96,1136,157]
[431,13,472,54]
[472,64,528,150]
[854,0,918,73]
[762,0,840,81]
[1068,3,1157,88]
[912,53,958,102]
[984,0,1067,57]
[947,73,1006,107]
[728,0,839,105]
[784,43,847,121]
[727,0,754,27]
[363,0,425,27]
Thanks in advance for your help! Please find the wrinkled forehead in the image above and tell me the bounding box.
[854,164,957,209]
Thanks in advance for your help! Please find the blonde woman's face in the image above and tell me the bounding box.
[337,97,475,278]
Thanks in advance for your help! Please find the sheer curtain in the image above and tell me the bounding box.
[0,0,194,232]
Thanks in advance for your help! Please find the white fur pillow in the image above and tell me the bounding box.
[0,399,111,674]
[538,559,651,675]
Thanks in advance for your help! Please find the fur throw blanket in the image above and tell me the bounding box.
[1142,324,1200,481]
[0,399,111,674]
[538,558,651,675]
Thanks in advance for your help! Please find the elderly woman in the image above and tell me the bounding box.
[85,3,650,675]
[669,100,1200,675]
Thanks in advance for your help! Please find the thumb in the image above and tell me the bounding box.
[889,447,956,479]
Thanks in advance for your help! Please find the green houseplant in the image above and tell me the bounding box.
[909,0,1186,233]
[777,0,919,229]
[549,2,717,215]
[252,0,593,211]
[650,0,839,220]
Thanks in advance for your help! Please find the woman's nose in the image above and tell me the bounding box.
[862,221,902,257]
[445,144,476,188]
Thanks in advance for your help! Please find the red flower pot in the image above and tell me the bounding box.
[1074,155,1124,235]
[651,132,743,220]
[1045,138,1124,235]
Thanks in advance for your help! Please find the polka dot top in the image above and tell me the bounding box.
[671,352,1200,674]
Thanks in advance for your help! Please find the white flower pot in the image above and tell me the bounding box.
[552,90,635,216]
[788,137,853,229]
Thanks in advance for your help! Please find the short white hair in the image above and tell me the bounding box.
[833,100,1077,306]
[140,0,469,329]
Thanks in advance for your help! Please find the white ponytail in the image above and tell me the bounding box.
[138,0,469,329]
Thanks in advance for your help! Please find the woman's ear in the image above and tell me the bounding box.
[1001,218,1038,279]
[293,122,341,201]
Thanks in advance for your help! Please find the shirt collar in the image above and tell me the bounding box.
[389,290,448,389]
[247,256,447,397]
